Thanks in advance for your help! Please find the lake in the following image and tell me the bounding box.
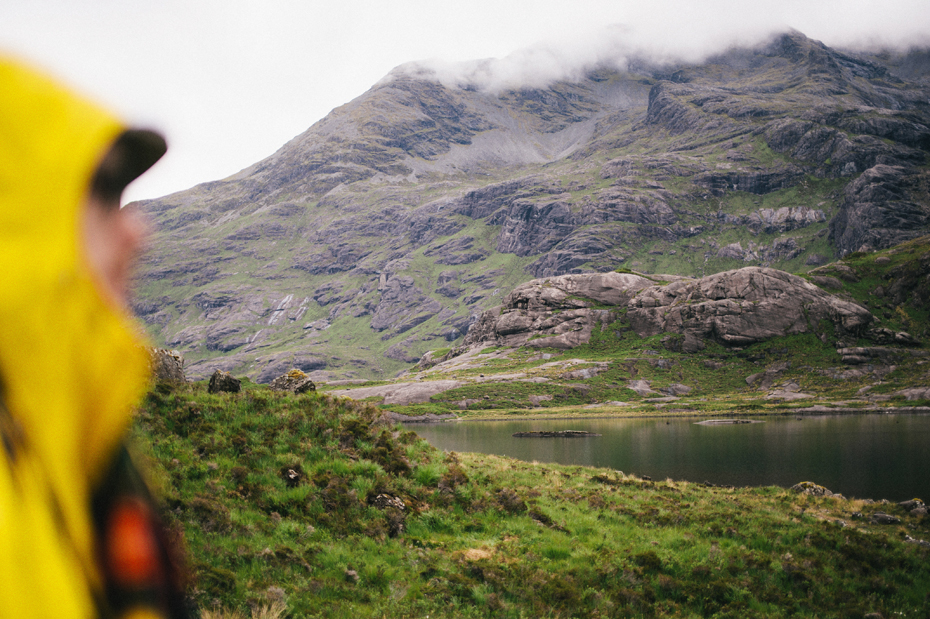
[406,413,930,502]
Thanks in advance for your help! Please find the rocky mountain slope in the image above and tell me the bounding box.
[131,32,930,381]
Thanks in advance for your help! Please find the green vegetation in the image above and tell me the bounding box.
[415,323,921,418]
[135,381,930,618]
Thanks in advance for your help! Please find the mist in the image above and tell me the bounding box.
[394,6,930,93]
[5,0,927,200]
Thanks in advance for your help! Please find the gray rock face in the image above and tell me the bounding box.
[465,267,872,350]
[830,165,930,256]
[713,238,805,264]
[695,168,806,197]
[628,267,872,346]
[208,370,241,394]
[463,272,658,349]
[149,348,186,383]
[371,275,442,334]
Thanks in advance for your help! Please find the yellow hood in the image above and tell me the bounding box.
[0,56,153,598]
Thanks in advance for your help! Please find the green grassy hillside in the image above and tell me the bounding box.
[134,382,930,618]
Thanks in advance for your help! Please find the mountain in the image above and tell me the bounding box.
[131,31,930,382]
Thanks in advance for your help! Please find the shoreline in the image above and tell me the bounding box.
[394,404,930,423]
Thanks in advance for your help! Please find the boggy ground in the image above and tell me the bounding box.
[134,381,929,618]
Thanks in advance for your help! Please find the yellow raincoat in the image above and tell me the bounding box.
[0,57,170,618]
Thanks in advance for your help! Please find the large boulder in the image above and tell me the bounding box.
[627,267,873,346]
[269,369,316,394]
[465,267,873,350]
[208,370,241,394]
[148,348,186,383]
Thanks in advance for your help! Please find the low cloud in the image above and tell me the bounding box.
[391,9,930,93]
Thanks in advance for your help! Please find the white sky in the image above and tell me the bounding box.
[3,0,929,203]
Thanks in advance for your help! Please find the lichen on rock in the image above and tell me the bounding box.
[269,369,316,394]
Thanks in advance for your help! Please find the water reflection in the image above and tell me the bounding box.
[406,413,930,502]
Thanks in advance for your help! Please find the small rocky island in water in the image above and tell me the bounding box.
[513,430,602,437]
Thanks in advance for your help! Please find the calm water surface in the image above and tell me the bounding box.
[406,413,930,502]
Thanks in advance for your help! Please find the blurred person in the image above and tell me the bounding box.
[0,56,188,618]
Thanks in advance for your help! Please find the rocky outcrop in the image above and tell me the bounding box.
[714,238,805,264]
[465,267,873,350]
[628,268,872,346]
[149,348,187,383]
[208,370,241,394]
[829,165,930,256]
[790,482,843,499]
[371,275,442,334]
[837,346,928,364]
[255,353,327,384]
[463,272,660,349]
[695,168,804,197]
[269,369,316,394]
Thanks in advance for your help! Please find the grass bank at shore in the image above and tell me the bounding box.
[135,381,930,618]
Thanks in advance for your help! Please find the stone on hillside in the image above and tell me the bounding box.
[870,512,902,525]
[561,366,607,380]
[465,266,873,354]
[208,370,241,394]
[662,383,693,396]
[898,499,925,512]
[746,361,792,390]
[255,353,326,384]
[149,348,186,383]
[269,369,316,394]
[627,380,657,396]
[894,331,920,346]
[790,481,836,497]
[765,389,813,401]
